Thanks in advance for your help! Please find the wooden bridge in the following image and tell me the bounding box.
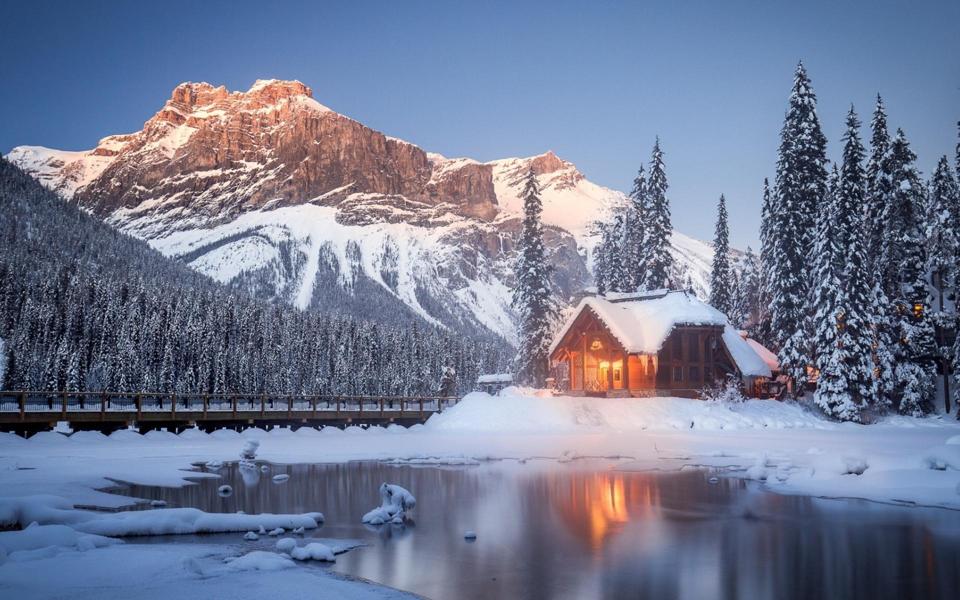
[0,391,460,435]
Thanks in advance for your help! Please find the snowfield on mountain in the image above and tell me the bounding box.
[6,79,729,341]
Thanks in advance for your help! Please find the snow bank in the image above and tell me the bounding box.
[0,523,119,562]
[71,508,324,537]
[426,390,831,433]
[362,483,416,525]
[0,495,323,537]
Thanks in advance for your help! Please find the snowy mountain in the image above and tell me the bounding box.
[7,79,720,342]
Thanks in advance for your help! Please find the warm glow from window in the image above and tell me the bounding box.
[913,303,924,318]
[590,339,603,350]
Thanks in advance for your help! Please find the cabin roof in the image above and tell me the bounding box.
[550,290,772,378]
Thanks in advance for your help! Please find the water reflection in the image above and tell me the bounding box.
[119,461,960,600]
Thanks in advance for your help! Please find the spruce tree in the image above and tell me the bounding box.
[755,179,775,346]
[770,62,828,392]
[709,194,733,314]
[512,167,556,386]
[927,157,959,414]
[624,165,648,290]
[642,138,674,289]
[866,95,891,270]
[812,166,853,418]
[883,130,937,415]
[836,108,875,410]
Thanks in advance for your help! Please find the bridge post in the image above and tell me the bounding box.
[311,396,317,417]
[136,394,142,421]
[171,394,176,419]
[260,394,266,417]
[400,398,405,418]
[61,392,67,420]
[380,398,384,418]
[419,398,424,415]
[19,391,25,421]
[100,393,107,420]
[203,395,208,419]
[232,396,237,418]
[358,397,363,417]
[287,395,292,417]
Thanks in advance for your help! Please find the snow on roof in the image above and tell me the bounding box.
[549,290,772,378]
[477,373,513,384]
[722,327,773,378]
[745,336,780,371]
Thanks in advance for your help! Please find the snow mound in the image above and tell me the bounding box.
[362,483,416,525]
[290,542,335,562]
[0,523,119,562]
[426,390,831,433]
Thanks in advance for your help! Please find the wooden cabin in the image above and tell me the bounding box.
[548,290,775,398]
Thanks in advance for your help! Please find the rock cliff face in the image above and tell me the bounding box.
[7,79,717,343]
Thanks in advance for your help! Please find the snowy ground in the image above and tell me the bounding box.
[1,389,959,598]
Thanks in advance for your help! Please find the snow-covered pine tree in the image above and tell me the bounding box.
[836,108,875,411]
[623,165,648,290]
[642,138,674,290]
[927,157,960,414]
[592,221,611,295]
[607,211,630,292]
[512,167,556,386]
[770,62,828,393]
[731,247,761,330]
[866,95,891,271]
[755,178,775,346]
[709,194,733,315]
[883,130,937,415]
[811,166,854,418]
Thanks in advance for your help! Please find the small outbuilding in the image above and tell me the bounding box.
[476,373,513,395]
[548,290,774,398]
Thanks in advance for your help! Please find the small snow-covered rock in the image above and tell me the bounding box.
[260,465,269,472]
[149,500,167,507]
[218,485,233,497]
[224,550,294,572]
[707,476,720,485]
[272,474,290,483]
[267,527,285,536]
[292,526,305,535]
[464,531,477,540]
[275,537,297,553]
[243,531,259,541]
[842,457,868,475]
[240,440,259,461]
[290,542,335,562]
[206,460,223,470]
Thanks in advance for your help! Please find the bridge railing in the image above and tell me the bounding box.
[0,391,458,419]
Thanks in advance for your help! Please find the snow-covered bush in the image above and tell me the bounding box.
[701,375,746,404]
[362,483,416,525]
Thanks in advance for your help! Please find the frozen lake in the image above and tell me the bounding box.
[115,460,960,600]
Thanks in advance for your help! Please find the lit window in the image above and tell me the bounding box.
[673,366,683,382]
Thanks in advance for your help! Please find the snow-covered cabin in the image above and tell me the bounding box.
[548,290,774,398]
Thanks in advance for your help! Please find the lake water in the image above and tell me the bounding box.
[116,460,960,600]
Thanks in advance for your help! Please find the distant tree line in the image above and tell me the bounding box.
[0,159,508,397]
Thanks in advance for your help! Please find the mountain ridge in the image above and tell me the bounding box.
[6,78,721,342]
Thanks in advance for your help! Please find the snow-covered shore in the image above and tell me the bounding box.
[1,390,959,598]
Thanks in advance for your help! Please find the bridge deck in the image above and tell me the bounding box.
[0,391,458,433]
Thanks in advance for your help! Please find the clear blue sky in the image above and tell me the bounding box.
[1,0,957,248]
